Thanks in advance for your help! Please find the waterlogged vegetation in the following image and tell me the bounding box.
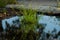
[0,7,43,40]
[0,0,60,40]
[0,6,60,40]
[20,8,37,32]
[14,8,41,40]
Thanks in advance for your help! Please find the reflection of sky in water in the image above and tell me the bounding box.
[38,15,60,34]
[2,16,19,30]
[2,15,60,34]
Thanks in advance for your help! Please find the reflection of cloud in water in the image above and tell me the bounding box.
[38,15,60,34]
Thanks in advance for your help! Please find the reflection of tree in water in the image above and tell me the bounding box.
[4,20,20,40]
[0,20,3,32]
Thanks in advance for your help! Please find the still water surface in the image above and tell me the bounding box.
[2,15,60,34]
[38,15,60,34]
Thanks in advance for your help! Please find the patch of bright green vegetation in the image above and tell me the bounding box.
[20,8,37,33]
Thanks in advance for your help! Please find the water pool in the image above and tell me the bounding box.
[38,15,60,34]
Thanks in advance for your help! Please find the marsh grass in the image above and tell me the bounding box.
[13,8,38,40]
[19,8,37,33]
[15,7,45,40]
[0,6,43,40]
